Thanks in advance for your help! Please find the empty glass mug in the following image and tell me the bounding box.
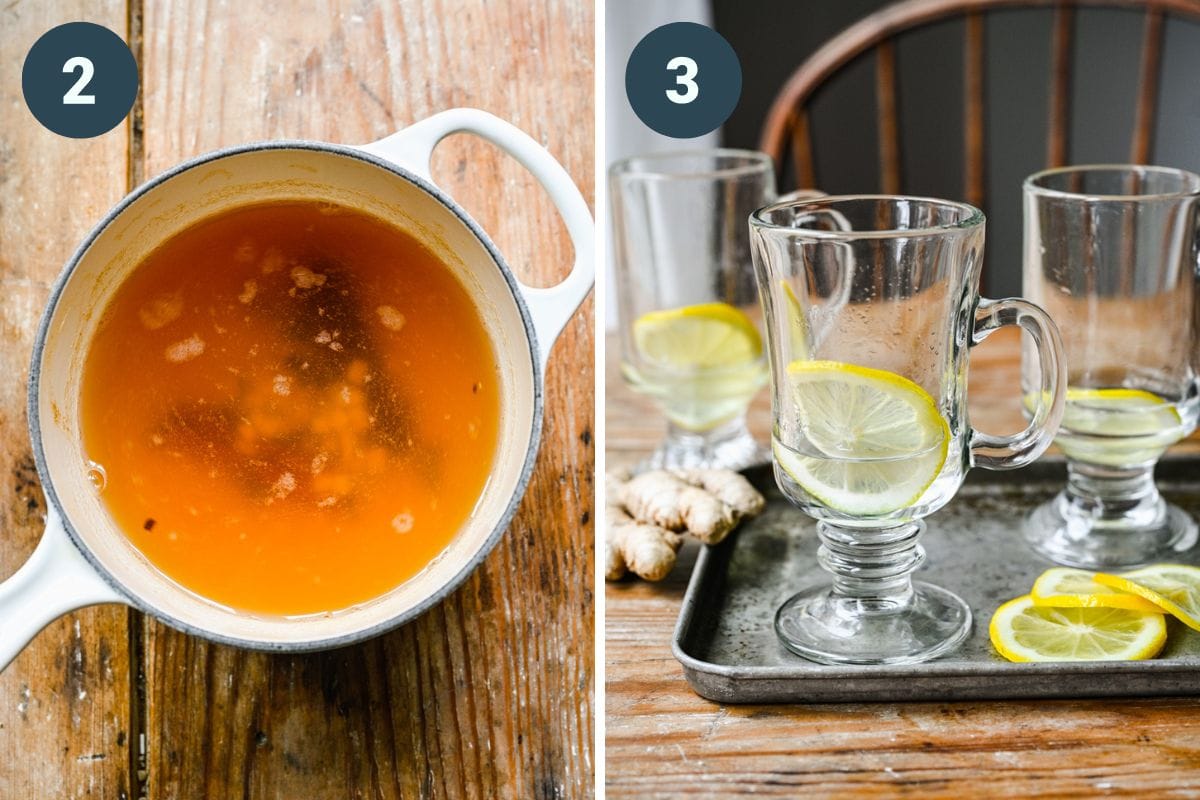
[1022,165,1200,568]
[751,196,1067,665]
[611,150,796,471]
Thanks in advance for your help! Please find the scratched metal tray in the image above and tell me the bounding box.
[673,458,1200,703]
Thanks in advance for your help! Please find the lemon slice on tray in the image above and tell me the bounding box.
[1094,564,1200,632]
[632,302,762,369]
[1030,567,1165,613]
[773,361,949,516]
[989,595,1167,662]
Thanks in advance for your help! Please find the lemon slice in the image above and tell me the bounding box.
[773,361,949,516]
[1061,388,1181,436]
[989,595,1167,662]
[1030,567,1165,613]
[1094,565,1200,632]
[630,302,766,431]
[1027,387,1184,466]
[633,302,762,370]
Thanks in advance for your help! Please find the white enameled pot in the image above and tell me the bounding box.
[0,108,593,669]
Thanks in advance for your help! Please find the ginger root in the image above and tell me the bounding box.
[606,469,764,581]
[605,501,682,582]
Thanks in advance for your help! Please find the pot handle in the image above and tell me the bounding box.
[0,506,126,672]
[359,109,594,369]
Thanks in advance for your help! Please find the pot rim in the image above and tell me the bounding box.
[27,139,545,651]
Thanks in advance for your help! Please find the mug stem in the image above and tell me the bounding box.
[1066,461,1161,517]
[817,521,923,605]
[774,519,971,666]
[1025,461,1199,568]
[641,416,765,472]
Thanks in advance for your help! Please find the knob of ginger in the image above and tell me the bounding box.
[605,469,764,581]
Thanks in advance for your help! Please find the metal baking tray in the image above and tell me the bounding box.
[672,458,1200,703]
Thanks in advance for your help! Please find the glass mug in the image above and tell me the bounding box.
[751,195,1067,665]
[611,150,817,471]
[1022,165,1200,568]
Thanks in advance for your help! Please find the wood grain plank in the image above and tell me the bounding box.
[0,2,134,798]
[606,329,1200,797]
[137,1,593,797]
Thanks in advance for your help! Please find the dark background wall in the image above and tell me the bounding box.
[710,2,1200,297]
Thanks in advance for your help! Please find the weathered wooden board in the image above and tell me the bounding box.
[0,2,135,798]
[136,1,594,797]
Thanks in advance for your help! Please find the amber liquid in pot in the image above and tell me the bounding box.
[80,201,500,616]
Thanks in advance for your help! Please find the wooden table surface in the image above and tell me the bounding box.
[605,329,1200,798]
[0,3,594,798]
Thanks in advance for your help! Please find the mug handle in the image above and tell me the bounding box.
[0,506,126,672]
[969,297,1068,470]
[359,108,595,370]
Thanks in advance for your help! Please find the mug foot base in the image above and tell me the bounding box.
[774,581,972,666]
[1025,495,1198,569]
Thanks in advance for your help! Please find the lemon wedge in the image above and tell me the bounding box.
[1030,567,1164,613]
[989,594,1167,662]
[773,361,949,516]
[1094,565,1200,632]
[632,302,762,370]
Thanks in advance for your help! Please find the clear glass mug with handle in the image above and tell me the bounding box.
[1022,165,1200,569]
[610,150,821,471]
[750,195,1067,665]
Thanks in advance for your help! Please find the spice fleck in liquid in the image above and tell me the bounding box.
[81,202,500,615]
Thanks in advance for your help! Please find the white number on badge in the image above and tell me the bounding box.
[665,56,698,105]
[62,56,96,105]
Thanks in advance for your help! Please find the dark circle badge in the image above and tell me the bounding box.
[22,22,139,139]
[625,22,742,139]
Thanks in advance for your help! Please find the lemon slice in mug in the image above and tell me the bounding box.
[1061,388,1181,436]
[1025,387,1182,466]
[1030,567,1164,613]
[773,361,950,516]
[632,302,762,369]
[989,595,1167,662]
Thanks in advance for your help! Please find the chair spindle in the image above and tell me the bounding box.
[876,39,902,194]
[1131,8,1164,164]
[1047,4,1075,167]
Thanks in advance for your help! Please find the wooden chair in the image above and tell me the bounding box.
[759,0,1200,210]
